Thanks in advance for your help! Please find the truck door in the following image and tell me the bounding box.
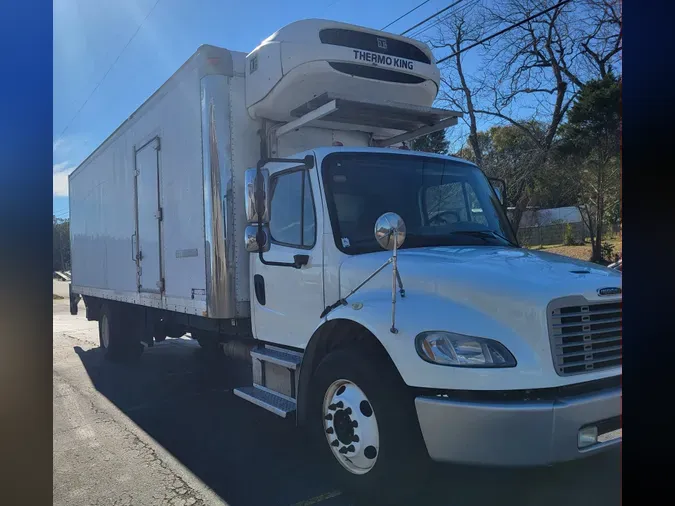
[251,164,324,348]
[134,137,164,293]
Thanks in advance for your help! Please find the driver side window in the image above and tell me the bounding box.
[269,170,316,248]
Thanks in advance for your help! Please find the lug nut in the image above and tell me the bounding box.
[326,427,334,434]
[344,407,352,415]
[335,401,344,409]
[346,445,355,453]
[330,439,339,447]
[352,420,359,428]
[339,446,349,454]
[324,414,333,421]
[351,435,360,442]
[328,404,336,410]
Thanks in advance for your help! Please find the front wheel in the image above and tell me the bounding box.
[309,345,430,502]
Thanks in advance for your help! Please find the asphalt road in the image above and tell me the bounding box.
[53,295,621,506]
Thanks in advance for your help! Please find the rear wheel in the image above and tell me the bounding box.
[309,345,430,503]
[192,331,221,354]
[98,303,142,361]
[99,312,111,350]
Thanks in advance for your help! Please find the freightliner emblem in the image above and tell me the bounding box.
[597,287,621,296]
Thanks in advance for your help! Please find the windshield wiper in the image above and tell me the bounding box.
[450,230,518,247]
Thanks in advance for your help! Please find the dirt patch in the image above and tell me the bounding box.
[54,293,65,300]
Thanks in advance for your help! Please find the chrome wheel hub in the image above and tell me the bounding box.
[322,379,379,475]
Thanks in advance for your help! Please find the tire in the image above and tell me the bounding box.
[99,303,143,362]
[193,331,221,354]
[308,344,430,503]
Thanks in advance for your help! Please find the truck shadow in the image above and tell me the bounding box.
[73,341,620,506]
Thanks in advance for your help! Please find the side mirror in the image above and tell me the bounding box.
[493,187,503,205]
[245,225,270,253]
[374,212,407,251]
[488,177,506,207]
[245,168,269,223]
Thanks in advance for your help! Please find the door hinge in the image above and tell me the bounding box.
[134,169,140,177]
[155,207,163,221]
[157,278,165,292]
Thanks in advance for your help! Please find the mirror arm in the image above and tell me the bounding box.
[396,266,405,298]
[257,155,314,171]
[320,257,393,318]
[255,155,315,268]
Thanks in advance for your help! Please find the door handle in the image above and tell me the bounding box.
[254,274,266,305]
[293,254,309,268]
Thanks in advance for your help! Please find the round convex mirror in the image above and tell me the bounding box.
[374,212,406,251]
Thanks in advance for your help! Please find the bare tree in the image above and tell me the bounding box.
[424,0,621,232]
[428,4,489,167]
[479,0,585,151]
[575,0,622,79]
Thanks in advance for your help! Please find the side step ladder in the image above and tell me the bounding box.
[233,345,303,419]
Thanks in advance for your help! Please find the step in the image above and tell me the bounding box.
[233,385,297,418]
[250,346,302,370]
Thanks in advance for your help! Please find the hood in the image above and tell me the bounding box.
[340,246,621,303]
[337,246,622,388]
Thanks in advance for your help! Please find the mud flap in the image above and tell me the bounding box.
[69,284,81,315]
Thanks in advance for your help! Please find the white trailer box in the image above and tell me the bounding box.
[69,44,258,319]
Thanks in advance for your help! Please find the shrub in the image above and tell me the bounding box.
[563,223,575,246]
[601,242,615,261]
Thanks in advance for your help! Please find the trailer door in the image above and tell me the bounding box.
[134,137,163,293]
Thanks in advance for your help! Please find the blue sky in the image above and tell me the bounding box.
[53,0,481,218]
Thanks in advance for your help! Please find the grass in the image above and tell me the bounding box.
[529,236,622,262]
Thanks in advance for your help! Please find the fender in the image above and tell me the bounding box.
[296,289,539,425]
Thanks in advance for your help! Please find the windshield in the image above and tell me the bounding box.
[321,152,517,254]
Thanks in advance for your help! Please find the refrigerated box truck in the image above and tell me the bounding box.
[69,18,622,495]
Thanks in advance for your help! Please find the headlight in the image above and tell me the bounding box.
[415,331,516,368]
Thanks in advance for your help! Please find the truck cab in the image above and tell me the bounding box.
[234,20,621,489]
[238,144,622,471]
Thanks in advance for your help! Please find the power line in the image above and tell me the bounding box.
[400,0,469,35]
[407,0,479,39]
[381,0,432,30]
[54,0,163,145]
[436,0,573,64]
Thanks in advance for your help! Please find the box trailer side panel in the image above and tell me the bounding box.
[70,46,239,316]
[70,140,137,294]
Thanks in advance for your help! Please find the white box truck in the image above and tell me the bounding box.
[69,19,622,495]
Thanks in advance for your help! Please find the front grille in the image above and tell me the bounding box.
[319,28,431,64]
[549,300,622,376]
[328,62,426,84]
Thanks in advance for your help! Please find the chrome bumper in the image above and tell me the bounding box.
[415,386,621,466]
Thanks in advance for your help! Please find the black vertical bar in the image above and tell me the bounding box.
[300,171,306,246]
[290,370,296,398]
[461,182,472,222]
